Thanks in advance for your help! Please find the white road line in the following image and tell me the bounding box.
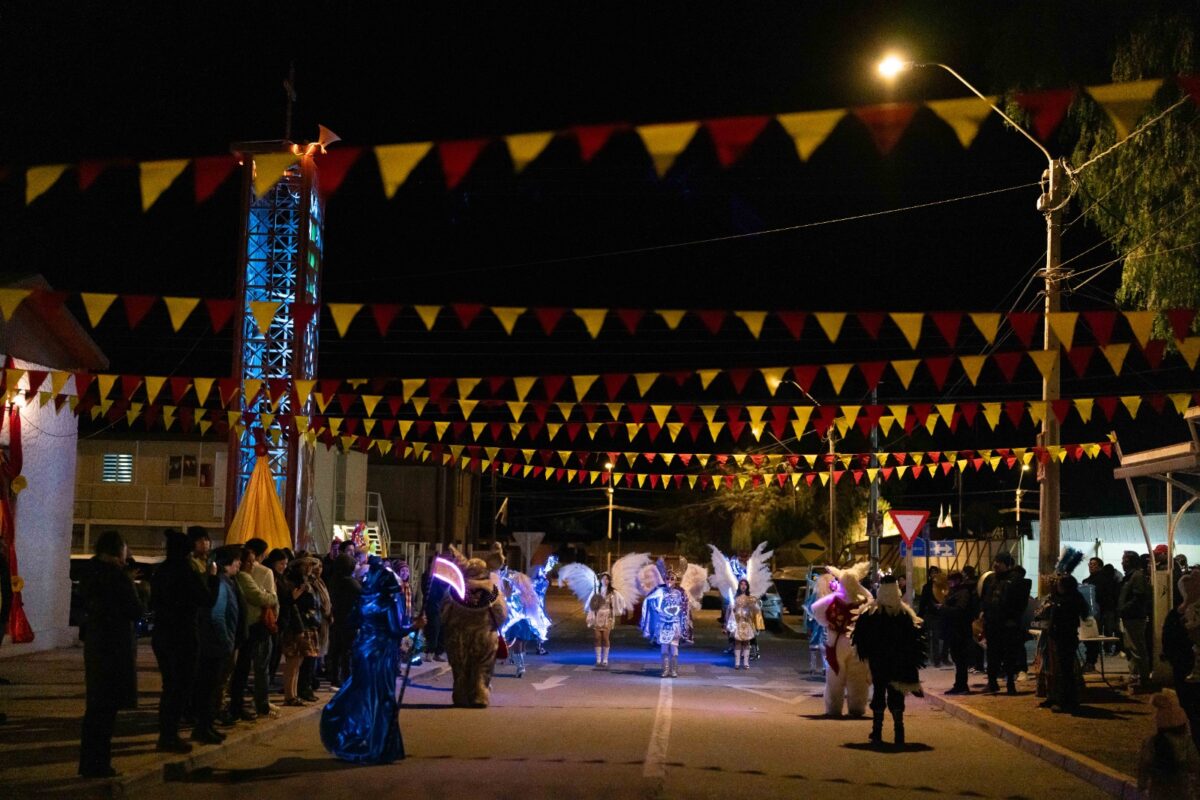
[642,679,673,779]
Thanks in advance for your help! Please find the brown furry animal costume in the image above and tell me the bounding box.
[440,557,507,708]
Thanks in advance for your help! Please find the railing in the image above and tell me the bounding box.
[364,491,390,557]
[73,483,222,524]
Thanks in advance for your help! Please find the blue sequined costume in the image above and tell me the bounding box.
[320,560,413,765]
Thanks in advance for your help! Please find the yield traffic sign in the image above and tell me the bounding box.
[888,510,930,545]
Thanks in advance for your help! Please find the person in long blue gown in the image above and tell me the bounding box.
[320,557,421,764]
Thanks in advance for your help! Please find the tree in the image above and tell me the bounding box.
[1070,4,1200,317]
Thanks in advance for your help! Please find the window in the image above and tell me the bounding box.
[102,453,134,483]
[167,454,198,484]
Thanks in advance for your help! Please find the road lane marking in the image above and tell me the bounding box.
[532,675,569,691]
[726,685,811,705]
[643,679,673,779]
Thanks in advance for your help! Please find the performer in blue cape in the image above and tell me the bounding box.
[320,557,422,764]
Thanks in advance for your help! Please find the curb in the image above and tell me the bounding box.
[925,692,1140,799]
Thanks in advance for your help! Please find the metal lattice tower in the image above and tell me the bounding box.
[226,145,323,539]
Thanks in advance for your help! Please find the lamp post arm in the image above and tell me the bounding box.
[920,62,1054,167]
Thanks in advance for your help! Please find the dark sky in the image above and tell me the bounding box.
[0,2,1189,520]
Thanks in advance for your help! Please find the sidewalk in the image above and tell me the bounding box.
[919,655,1150,798]
[0,640,440,798]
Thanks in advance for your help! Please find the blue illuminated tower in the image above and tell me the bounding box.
[225,142,323,542]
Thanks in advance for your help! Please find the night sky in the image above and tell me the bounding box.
[0,2,1190,521]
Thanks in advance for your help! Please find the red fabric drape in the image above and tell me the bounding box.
[3,404,33,643]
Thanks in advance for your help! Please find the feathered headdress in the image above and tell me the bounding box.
[1055,546,1084,576]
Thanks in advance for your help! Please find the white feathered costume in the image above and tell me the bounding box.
[557,553,647,630]
[809,562,872,717]
[709,542,773,640]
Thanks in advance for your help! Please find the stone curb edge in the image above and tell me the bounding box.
[924,692,1140,800]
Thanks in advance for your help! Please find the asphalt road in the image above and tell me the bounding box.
[138,590,1107,800]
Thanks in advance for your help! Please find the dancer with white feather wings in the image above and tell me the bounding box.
[709,543,774,670]
[638,559,708,678]
[558,552,649,669]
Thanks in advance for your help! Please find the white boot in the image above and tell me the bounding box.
[669,653,678,678]
[601,647,609,669]
[594,647,603,669]
[661,654,671,678]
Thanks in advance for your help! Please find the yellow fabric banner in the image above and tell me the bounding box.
[434,421,449,440]
[969,312,1001,344]
[457,377,481,400]
[144,376,167,404]
[139,159,190,211]
[1101,343,1129,374]
[697,370,720,390]
[491,306,525,335]
[656,309,686,330]
[26,164,68,204]
[891,359,919,390]
[361,395,382,416]
[936,403,955,426]
[1029,350,1059,381]
[878,416,896,436]
[636,122,701,176]
[1047,312,1079,350]
[760,366,787,394]
[1087,79,1163,139]
[328,303,364,337]
[1075,398,1094,424]
[254,153,298,198]
[888,404,908,426]
[634,373,659,395]
[401,378,424,402]
[735,310,768,338]
[459,399,478,419]
[776,109,845,161]
[410,397,427,416]
[606,403,623,421]
[574,308,608,338]
[813,312,846,343]
[825,363,852,394]
[0,289,30,322]
[80,293,118,327]
[293,379,315,405]
[707,421,725,440]
[1177,337,1200,370]
[1122,395,1142,418]
[193,377,214,406]
[573,374,598,400]
[792,406,813,435]
[651,405,672,425]
[1124,311,1156,348]
[925,95,996,148]
[890,312,924,349]
[413,305,441,331]
[250,301,280,335]
[513,377,536,402]
[959,355,987,385]
[162,296,199,332]
[504,131,555,172]
[1171,393,1192,415]
[375,143,433,198]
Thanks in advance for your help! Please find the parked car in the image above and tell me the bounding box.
[70,554,161,637]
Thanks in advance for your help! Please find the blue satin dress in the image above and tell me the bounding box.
[320,565,409,764]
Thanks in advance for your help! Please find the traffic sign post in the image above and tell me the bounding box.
[888,510,930,605]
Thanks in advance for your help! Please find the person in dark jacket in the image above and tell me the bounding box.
[150,529,217,752]
[78,531,144,778]
[1119,550,1152,689]
[979,552,1026,694]
[326,554,362,687]
[1083,557,1120,668]
[1036,574,1090,713]
[917,566,947,667]
[422,554,449,661]
[853,575,927,748]
[193,546,241,744]
[942,571,979,694]
[1161,602,1200,751]
[264,548,289,690]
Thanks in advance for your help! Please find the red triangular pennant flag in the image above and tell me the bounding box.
[930,312,961,347]
[791,364,819,392]
[371,303,401,336]
[1051,399,1072,424]
[853,103,919,155]
[992,351,1023,383]
[205,298,236,333]
[194,155,238,203]
[924,356,954,391]
[726,368,753,394]
[695,310,726,334]
[122,295,156,329]
[1167,308,1196,341]
[314,147,363,198]
[775,311,807,339]
[703,116,771,167]
[858,361,887,392]
[452,303,484,329]
[438,139,490,190]
[1067,346,1094,378]
[534,307,566,335]
[1007,312,1040,348]
[602,373,628,400]
[541,375,567,402]
[78,160,109,191]
[1013,89,1076,143]
[1180,76,1200,106]
[291,302,319,333]
[1082,310,1116,346]
[856,311,884,339]
[572,124,621,162]
[1142,340,1166,370]
[426,378,450,401]
[615,308,645,334]
[1004,400,1026,428]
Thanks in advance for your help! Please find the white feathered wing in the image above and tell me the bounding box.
[707,544,738,603]
[746,541,774,599]
[681,563,709,608]
[610,552,651,616]
[556,562,598,615]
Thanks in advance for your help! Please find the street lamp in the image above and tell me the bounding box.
[878,54,1070,580]
[605,462,615,571]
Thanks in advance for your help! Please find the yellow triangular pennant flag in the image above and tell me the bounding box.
[656,309,686,330]
[328,303,363,337]
[26,164,68,204]
[375,143,433,198]
[243,378,262,402]
[574,308,608,339]
[878,416,896,436]
[361,395,382,416]
[572,375,598,400]
[410,397,427,416]
[1177,337,1200,370]
[707,421,725,441]
[697,370,719,390]
[959,355,987,385]
[818,472,830,486]
[825,364,852,394]
[924,415,939,435]
[839,406,859,425]
[1047,311,1079,350]
[1029,350,1059,381]
[890,312,924,349]
[459,399,478,419]
[1087,79,1163,140]
[637,122,701,176]
[193,377,214,406]
[144,376,167,404]
[254,153,298,197]
[1122,395,1142,418]
[457,377,481,400]
[634,373,658,396]
[491,306,524,335]
[513,377,536,402]
[936,403,955,426]
[50,371,70,396]
[401,378,424,402]
[161,296,199,332]
[413,305,441,331]
[813,312,846,343]
[888,405,908,427]
[80,293,117,327]
[688,474,699,489]
[891,360,919,390]
[1124,311,1156,348]
[792,406,812,437]
[605,403,623,421]
[545,423,562,440]
[666,423,683,441]
[1027,402,1045,426]
[0,288,30,322]
[1075,398,1094,424]
[250,301,280,335]
[471,422,486,439]
[925,95,997,148]
[504,131,555,173]
[776,109,846,161]
[651,405,672,425]
[139,159,190,211]
[700,405,719,424]
[760,366,787,395]
[969,312,1001,345]
[433,421,449,440]
[735,310,768,339]
[1101,343,1130,375]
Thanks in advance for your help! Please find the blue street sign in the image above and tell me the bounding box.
[899,539,957,558]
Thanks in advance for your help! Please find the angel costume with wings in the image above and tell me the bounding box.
[710,543,773,669]
[558,553,648,668]
[639,559,708,678]
[499,570,550,678]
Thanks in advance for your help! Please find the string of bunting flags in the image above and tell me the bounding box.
[1,287,1195,351]
[18,77,1200,207]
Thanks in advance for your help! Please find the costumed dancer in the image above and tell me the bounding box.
[500,571,545,678]
[852,574,927,748]
[320,557,423,765]
[640,559,706,677]
[804,571,834,676]
[710,543,774,670]
[531,555,558,655]
[1034,548,1089,712]
[558,552,648,669]
[441,557,507,707]
[809,563,872,717]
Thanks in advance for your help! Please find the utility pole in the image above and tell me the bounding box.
[827,429,837,565]
[867,387,881,583]
[605,462,614,571]
[1037,158,1069,584]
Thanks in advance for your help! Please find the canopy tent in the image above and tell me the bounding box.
[225,455,292,552]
